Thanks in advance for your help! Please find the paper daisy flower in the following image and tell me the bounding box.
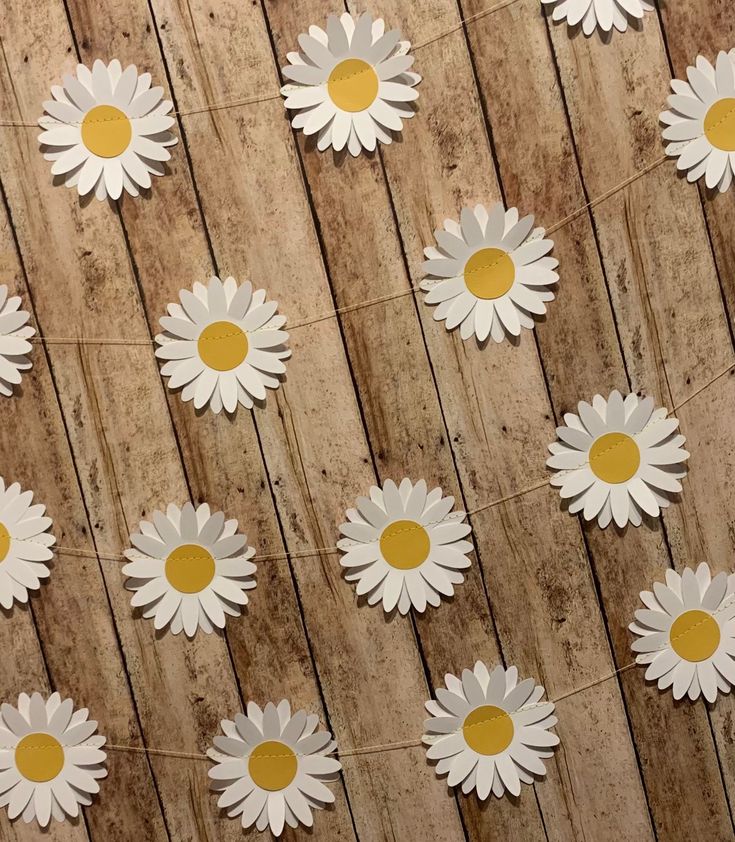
[661,51,735,193]
[0,285,35,398]
[630,563,735,702]
[281,12,420,156]
[337,478,473,614]
[0,692,106,827]
[38,59,177,201]
[541,0,654,35]
[208,700,341,837]
[123,502,257,638]
[155,276,290,414]
[547,390,689,528]
[421,203,558,343]
[423,662,559,799]
[0,477,55,609]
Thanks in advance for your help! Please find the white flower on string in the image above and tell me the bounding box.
[423,662,559,799]
[281,12,420,155]
[208,701,341,836]
[38,59,177,200]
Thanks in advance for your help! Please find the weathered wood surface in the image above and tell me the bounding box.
[0,0,734,839]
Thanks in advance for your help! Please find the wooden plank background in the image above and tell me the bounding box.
[0,0,734,839]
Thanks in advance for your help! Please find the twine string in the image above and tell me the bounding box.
[37,353,735,569]
[27,150,670,348]
[8,629,727,763]
[72,656,681,762]
[31,5,730,143]
[32,586,730,762]
[0,0,525,129]
[10,355,731,763]
[24,657,629,763]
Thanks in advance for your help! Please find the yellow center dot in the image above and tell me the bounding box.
[15,733,64,783]
[248,740,298,791]
[379,519,430,570]
[81,104,132,158]
[588,432,640,484]
[164,543,216,594]
[197,321,249,371]
[463,248,515,299]
[704,97,735,152]
[0,522,10,563]
[462,705,514,756]
[327,59,379,112]
[670,609,721,662]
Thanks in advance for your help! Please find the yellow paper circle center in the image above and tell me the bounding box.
[462,705,514,755]
[589,432,640,484]
[165,543,215,594]
[248,740,298,791]
[81,104,132,158]
[464,248,515,299]
[379,519,430,570]
[0,523,10,563]
[327,59,379,112]
[670,609,721,662]
[15,733,64,782]
[197,321,248,371]
[704,97,735,152]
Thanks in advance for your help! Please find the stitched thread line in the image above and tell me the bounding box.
[341,407,665,548]
[11,409,665,562]
[42,114,136,127]
[7,743,103,750]
[669,612,718,644]
[6,376,719,562]
[140,556,216,563]
[328,67,376,84]
[35,64,385,128]
[1,392,712,564]
[377,521,440,541]
[197,331,245,342]
[464,262,504,274]
[421,228,545,291]
[462,253,513,275]
[703,105,735,137]
[587,436,636,464]
[636,590,735,656]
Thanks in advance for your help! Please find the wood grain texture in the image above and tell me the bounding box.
[0,0,734,839]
